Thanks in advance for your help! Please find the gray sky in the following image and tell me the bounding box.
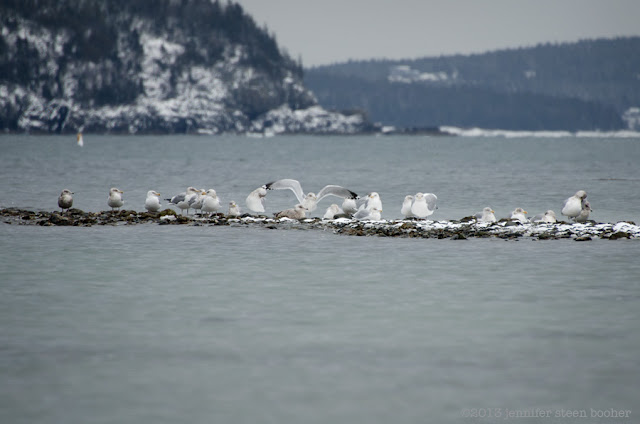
[233,0,640,67]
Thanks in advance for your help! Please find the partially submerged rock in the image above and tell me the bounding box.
[2,208,640,240]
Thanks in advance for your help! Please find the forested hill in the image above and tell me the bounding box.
[305,38,640,131]
[0,0,371,134]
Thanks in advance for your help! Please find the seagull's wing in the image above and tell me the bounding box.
[423,193,438,211]
[316,185,358,202]
[265,179,305,203]
[168,193,186,203]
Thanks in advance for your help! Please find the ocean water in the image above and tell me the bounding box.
[1,134,639,424]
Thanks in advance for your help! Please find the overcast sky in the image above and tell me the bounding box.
[233,0,640,67]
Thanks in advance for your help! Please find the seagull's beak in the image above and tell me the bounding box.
[491,210,495,213]
[156,192,161,196]
[119,190,124,193]
[524,211,528,214]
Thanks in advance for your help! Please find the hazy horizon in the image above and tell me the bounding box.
[234,0,640,67]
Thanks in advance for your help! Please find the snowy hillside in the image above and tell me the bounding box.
[0,0,372,134]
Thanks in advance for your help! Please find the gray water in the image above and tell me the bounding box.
[1,135,639,423]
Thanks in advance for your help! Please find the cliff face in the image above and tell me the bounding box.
[0,0,370,134]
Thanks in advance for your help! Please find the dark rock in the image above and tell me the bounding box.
[609,232,630,240]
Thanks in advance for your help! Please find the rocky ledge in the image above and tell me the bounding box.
[2,208,639,241]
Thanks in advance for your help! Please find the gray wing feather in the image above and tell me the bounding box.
[316,185,358,202]
[265,179,305,203]
[423,193,438,211]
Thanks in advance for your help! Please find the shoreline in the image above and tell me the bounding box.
[2,208,638,241]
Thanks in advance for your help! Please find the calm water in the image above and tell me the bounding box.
[1,135,640,424]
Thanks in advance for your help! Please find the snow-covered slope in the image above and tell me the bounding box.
[0,0,371,134]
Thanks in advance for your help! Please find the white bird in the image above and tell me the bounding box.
[167,187,202,215]
[341,198,358,216]
[562,190,587,219]
[202,189,222,216]
[246,186,267,213]
[190,190,205,215]
[107,187,124,211]
[323,204,343,219]
[354,207,382,221]
[265,179,358,213]
[144,190,161,212]
[475,207,497,223]
[510,207,529,223]
[58,189,73,212]
[228,201,241,217]
[574,201,592,223]
[275,204,308,220]
[411,192,437,219]
[356,192,382,213]
[532,210,557,224]
[401,195,415,218]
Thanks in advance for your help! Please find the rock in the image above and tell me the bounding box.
[574,236,592,241]
[609,232,630,240]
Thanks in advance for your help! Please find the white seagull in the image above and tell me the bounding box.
[202,189,222,216]
[561,190,587,220]
[167,187,202,215]
[323,204,343,219]
[510,207,529,223]
[532,210,557,224]
[107,188,124,211]
[475,207,497,223]
[354,207,382,221]
[144,190,161,212]
[264,179,358,213]
[228,201,241,217]
[401,195,415,218]
[411,192,438,219]
[246,186,268,213]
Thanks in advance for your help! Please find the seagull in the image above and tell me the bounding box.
[411,192,437,219]
[341,198,359,216]
[58,189,73,212]
[532,210,557,224]
[356,192,382,213]
[401,195,415,218]
[475,207,497,223]
[167,187,202,215]
[574,201,592,223]
[354,207,382,221]
[107,188,124,211]
[275,204,308,220]
[265,179,358,213]
[245,186,268,213]
[323,204,343,219]
[510,207,529,223]
[561,190,587,219]
[144,190,161,212]
[202,189,222,216]
[228,201,241,217]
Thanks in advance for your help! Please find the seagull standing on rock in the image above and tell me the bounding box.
[246,185,267,213]
[411,192,438,219]
[401,195,415,218]
[228,201,241,217]
[202,189,222,216]
[108,188,124,211]
[562,190,587,220]
[58,189,73,212]
[144,190,161,212]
